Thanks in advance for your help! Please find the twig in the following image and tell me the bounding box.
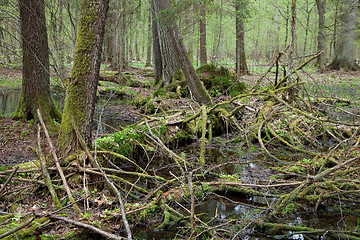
[143,120,185,170]
[72,122,132,240]
[187,171,195,239]
[0,165,19,196]
[37,109,80,215]
[0,216,35,239]
[199,105,207,164]
[47,214,123,240]
[37,125,61,209]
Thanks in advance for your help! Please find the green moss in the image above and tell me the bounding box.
[0,216,49,240]
[196,64,246,97]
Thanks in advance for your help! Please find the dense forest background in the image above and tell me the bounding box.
[1,0,357,74]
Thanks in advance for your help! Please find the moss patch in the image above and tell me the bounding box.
[196,64,246,97]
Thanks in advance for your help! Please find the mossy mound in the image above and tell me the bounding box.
[196,64,246,97]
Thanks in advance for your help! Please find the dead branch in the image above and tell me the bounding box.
[37,125,61,209]
[47,214,124,240]
[0,165,18,196]
[72,123,133,240]
[0,216,35,239]
[37,109,80,214]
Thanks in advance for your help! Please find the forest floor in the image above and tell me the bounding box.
[0,65,360,239]
[1,65,359,167]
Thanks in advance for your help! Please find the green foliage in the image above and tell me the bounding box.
[134,95,156,114]
[197,64,246,97]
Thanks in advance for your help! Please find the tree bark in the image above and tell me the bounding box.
[235,1,249,75]
[14,0,61,128]
[145,5,152,67]
[59,0,109,156]
[328,0,359,71]
[315,0,326,72]
[153,0,211,104]
[199,2,207,66]
[118,0,128,72]
[152,0,163,86]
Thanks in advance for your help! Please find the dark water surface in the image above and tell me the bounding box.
[0,89,137,133]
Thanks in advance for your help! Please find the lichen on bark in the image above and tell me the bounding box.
[58,0,109,157]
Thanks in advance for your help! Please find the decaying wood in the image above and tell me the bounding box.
[48,214,124,240]
[0,215,35,239]
[37,109,80,214]
[72,119,132,240]
[0,165,18,196]
[37,125,61,209]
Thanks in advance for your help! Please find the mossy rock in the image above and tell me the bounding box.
[196,64,246,97]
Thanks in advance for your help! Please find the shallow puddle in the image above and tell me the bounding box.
[0,89,137,133]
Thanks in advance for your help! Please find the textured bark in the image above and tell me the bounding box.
[152,0,162,85]
[199,2,207,66]
[145,6,152,67]
[235,1,249,75]
[154,0,181,86]
[118,0,128,72]
[14,0,61,127]
[106,9,118,70]
[154,0,211,104]
[329,0,359,71]
[59,0,109,156]
[315,0,326,72]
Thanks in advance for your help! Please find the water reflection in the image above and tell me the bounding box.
[0,89,20,116]
[0,89,136,133]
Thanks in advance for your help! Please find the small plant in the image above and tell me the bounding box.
[81,212,89,220]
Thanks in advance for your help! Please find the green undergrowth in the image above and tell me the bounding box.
[196,64,246,97]
[0,76,22,89]
[96,122,194,160]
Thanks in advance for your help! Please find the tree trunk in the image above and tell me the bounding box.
[328,0,359,71]
[211,1,223,64]
[199,2,207,66]
[118,0,128,72]
[153,0,180,86]
[145,5,152,67]
[152,0,162,85]
[153,0,211,104]
[14,0,61,128]
[59,0,109,156]
[106,8,118,70]
[235,1,249,75]
[315,0,326,72]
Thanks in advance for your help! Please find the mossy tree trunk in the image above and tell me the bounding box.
[235,1,249,75]
[153,0,211,105]
[328,0,360,71]
[59,0,109,157]
[14,0,61,127]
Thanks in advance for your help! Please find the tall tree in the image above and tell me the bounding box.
[59,0,109,156]
[14,0,61,127]
[199,1,207,66]
[235,0,249,75]
[153,0,211,104]
[328,0,359,70]
[152,0,163,86]
[315,0,326,72]
[145,6,152,67]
